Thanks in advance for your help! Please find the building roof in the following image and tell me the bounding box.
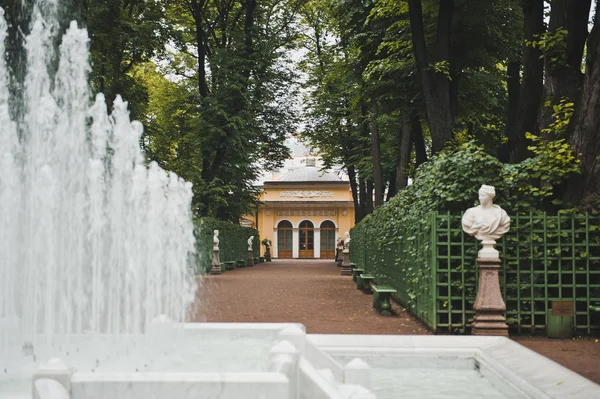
[276,166,345,182]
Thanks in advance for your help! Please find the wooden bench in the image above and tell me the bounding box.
[590,304,600,313]
[352,268,365,282]
[219,263,227,273]
[236,260,246,268]
[350,262,357,270]
[357,274,375,293]
[225,261,235,271]
[254,257,259,265]
[372,285,397,316]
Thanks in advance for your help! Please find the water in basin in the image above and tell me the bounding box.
[332,355,527,399]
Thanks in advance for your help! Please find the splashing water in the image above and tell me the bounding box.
[0,0,197,380]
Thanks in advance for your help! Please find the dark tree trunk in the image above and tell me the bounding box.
[396,115,412,191]
[411,112,428,168]
[191,0,210,98]
[510,0,544,163]
[358,177,368,221]
[369,103,384,207]
[241,0,257,79]
[407,0,454,154]
[565,4,600,206]
[366,180,374,215]
[539,0,591,135]
[347,165,363,223]
[499,60,521,162]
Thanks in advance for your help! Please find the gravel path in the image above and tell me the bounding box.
[193,259,600,384]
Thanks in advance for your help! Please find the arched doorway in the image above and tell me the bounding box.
[320,220,336,259]
[299,220,314,258]
[277,220,293,258]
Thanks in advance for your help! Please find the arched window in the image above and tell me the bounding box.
[277,221,293,258]
[320,221,336,259]
[299,220,314,258]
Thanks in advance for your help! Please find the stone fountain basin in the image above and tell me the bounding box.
[15,323,600,399]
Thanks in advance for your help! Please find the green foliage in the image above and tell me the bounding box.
[194,217,259,274]
[503,98,579,209]
[429,61,452,80]
[351,139,581,314]
[526,28,569,67]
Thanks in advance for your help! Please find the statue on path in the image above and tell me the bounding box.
[343,232,351,250]
[462,185,510,336]
[247,235,254,251]
[213,230,219,250]
[210,230,221,275]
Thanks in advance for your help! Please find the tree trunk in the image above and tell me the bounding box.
[565,4,600,206]
[358,177,368,221]
[539,0,591,135]
[191,0,210,98]
[242,0,257,79]
[499,59,521,162]
[396,115,412,191]
[347,165,362,223]
[411,111,428,168]
[369,102,384,207]
[510,0,544,163]
[366,180,374,215]
[407,0,454,154]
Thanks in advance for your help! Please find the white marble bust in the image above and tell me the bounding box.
[462,185,510,257]
[213,230,219,250]
[247,235,254,251]
[343,232,350,250]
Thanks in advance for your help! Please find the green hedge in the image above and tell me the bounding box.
[351,211,600,335]
[194,217,259,274]
[349,142,599,335]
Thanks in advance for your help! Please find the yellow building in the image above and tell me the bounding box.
[252,165,355,259]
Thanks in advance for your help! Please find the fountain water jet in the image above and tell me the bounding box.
[0,0,197,383]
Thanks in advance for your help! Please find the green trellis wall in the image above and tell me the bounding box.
[351,212,600,335]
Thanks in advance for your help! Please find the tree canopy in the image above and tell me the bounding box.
[2,0,599,220]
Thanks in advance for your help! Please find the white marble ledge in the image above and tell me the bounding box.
[307,334,600,399]
[71,372,290,399]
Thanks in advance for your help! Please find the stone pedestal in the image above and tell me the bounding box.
[210,248,221,275]
[472,257,508,336]
[341,249,352,276]
[336,247,343,267]
[247,249,254,267]
[265,246,271,262]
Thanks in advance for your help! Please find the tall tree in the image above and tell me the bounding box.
[565,1,600,206]
[509,0,544,163]
[164,0,300,220]
[407,0,454,154]
[539,0,592,133]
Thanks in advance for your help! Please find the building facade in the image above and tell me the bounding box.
[250,166,355,259]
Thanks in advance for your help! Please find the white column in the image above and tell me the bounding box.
[273,228,278,258]
[314,228,321,258]
[292,227,299,258]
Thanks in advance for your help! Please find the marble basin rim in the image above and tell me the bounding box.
[22,323,600,399]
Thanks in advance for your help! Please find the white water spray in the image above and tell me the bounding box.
[0,0,197,378]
